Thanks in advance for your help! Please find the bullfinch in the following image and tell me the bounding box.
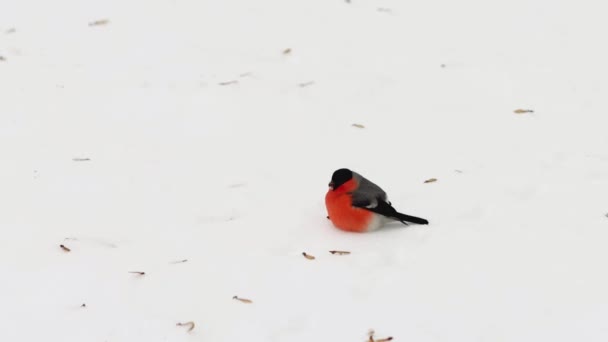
[325,168,429,232]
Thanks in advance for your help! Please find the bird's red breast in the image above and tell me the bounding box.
[325,178,375,233]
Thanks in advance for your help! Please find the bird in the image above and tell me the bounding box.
[325,168,429,232]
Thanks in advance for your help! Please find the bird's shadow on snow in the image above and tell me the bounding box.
[378,221,428,232]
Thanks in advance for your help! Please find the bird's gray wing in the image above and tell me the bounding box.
[350,172,387,208]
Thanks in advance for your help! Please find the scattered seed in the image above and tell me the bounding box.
[60,244,71,252]
[218,80,238,86]
[329,250,351,255]
[72,157,91,162]
[352,123,365,129]
[233,296,253,304]
[282,48,292,55]
[88,19,109,26]
[368,329,393,342]
[514,109,534,114]
[368,330,376,342]
[176,321,195,332]
[298,81,315,87]
[129,271,146,276]
[424,178,437,183]
[302,252,315,260]
[81,303,86,308]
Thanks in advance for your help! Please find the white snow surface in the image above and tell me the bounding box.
[2,0,608,341]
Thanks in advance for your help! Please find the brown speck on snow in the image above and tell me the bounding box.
[424,178,437,183]
[88,19,109,27]
[352,123,365,129]
[302,252,315,260]
[368,329,393,342]
[329,250,351,255]
[60,244,71,252]
[514,109,534,114]
[218,80,238,86]
[233,296,253,304]
[298,81,315,87]
[176,321,195,332]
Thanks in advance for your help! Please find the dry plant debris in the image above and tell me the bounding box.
[282,48,292,55]
[129,271,146,276]
[376,337,394,342]
[218,80,238,86]
[424,178,437,183]
[60,244,71,252]
[302,252,315,260]
[298,81,315,87]
[176,321,195,332]
[514,109,534,114]
[329,250,351,255]
[233,296,253,304]
[352,123,365,128]
[368,329,393,342]
[88,19,109,27]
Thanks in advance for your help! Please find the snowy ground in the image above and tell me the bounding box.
[3,0,608,341]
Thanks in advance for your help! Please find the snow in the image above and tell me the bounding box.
[2,0,608,341]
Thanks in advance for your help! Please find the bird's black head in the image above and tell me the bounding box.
[329,168,353,190]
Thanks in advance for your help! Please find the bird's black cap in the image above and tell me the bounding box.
[329,168,353,189]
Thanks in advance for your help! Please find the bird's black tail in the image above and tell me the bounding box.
[393,212,429,225]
